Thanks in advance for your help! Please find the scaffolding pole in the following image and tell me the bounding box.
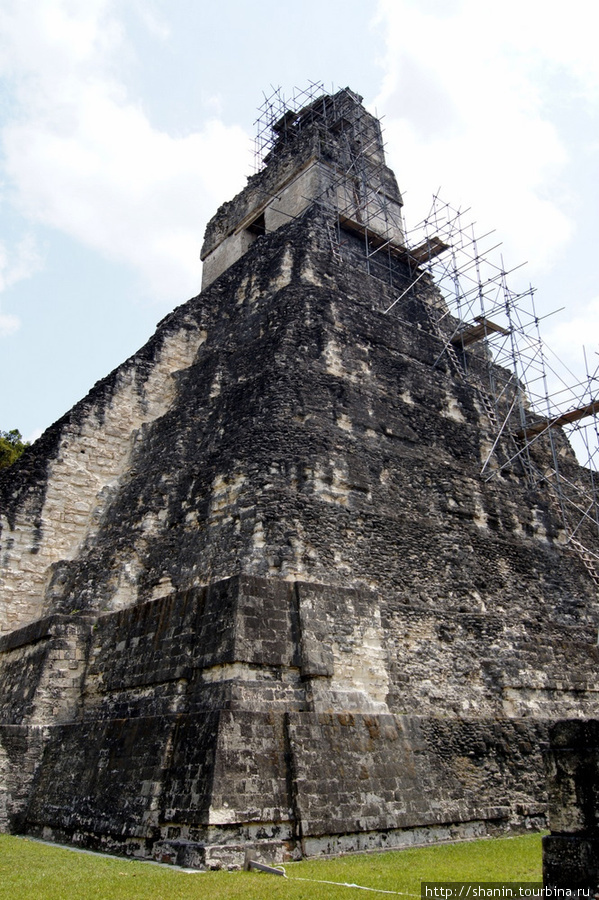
[251,86,598,584]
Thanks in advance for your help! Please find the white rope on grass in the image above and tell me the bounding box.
[288,874,420,895]
[248,861,420,896]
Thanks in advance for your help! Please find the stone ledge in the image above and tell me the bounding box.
[0,615,95,654]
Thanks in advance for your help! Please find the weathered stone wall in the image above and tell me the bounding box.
[21,709,547,867]
[1,88,598,867]
[1,208,598,863]
[0,317,205,632]
[543,721,599,890]
[0,573,585,863]
[4,575,594,731]
[4,208,593,631]
[288,713,547,858]
[0,726,45,833]
[200,87,404,288]
[0,616,91,725]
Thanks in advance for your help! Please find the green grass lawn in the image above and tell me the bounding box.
[0,832,543,900]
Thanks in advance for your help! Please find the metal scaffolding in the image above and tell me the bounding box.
[395,194,599,584]
[254,83,407,282]
[253,86,598,585]
[253,81,329,170]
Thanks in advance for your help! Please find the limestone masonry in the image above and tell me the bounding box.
[543,721,599,890]
[1,88,598,869]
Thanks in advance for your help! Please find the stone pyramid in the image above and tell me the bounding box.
[1,88,598,869]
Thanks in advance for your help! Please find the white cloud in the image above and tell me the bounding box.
[0,312,20,337]
[0,235,42,294]
[0,0,250,305]
[373,0,598,272]
[128,0,170,40]
[543,298,599,378]
[373,0,599,441]
[0,234,42,336]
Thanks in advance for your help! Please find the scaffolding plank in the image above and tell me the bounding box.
[519,399,599,438]
[408,236,450,264]
[451,316,510,348]
[337,217,449,268]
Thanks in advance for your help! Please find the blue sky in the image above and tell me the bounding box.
[1,0,597,442]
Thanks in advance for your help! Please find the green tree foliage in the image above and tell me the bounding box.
[0,429,29,470]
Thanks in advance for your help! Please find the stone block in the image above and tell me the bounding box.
[543,834,599,890]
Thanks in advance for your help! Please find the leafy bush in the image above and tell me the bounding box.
[0,429,29,470]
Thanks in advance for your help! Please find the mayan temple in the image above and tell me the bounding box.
[1,87,599,872]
